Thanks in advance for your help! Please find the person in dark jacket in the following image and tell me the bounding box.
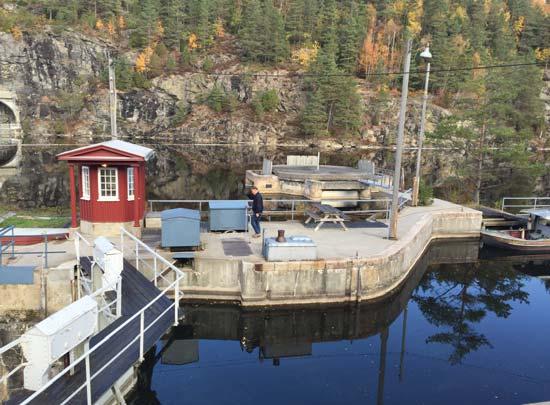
[247,186,263,237]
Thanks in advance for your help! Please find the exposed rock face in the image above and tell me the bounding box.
[0,29,547,207]
[0,29,453,147]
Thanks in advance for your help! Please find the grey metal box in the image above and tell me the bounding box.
[161,208,201,248]
[208,200,249,232]
[264,236,317,262]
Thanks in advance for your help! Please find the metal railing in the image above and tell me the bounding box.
[0,226,66,269]
[0,228,185,405]
[148,198,393,221]
[501,197,550,214]
[0,225,16,264]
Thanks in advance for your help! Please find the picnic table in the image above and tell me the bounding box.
[305,203,350,231]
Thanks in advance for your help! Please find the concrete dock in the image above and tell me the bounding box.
[0,199,482,311]
[176,199,482,306]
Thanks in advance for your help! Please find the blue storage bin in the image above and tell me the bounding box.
[208,200,249,231]
[161,208,201,248]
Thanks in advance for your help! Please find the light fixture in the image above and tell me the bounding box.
[101,163,108,168]
[420,46,432,61]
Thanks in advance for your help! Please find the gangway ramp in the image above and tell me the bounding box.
[476,205,526,228]
[9,258,173,404]
[5,228,183,405]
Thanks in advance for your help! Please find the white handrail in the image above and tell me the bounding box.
[0,227,184,405]
[501,196,550,213]
[20,278,180,405]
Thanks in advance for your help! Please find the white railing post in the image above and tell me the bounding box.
[120,230,124,258]
[139,311,144,362]
[85,347,92,405]
[174,280,179,326]
[116,277,122,317]
[135,241,139,271]
[153,256,158,287]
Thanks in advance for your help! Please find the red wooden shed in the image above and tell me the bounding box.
[57,140,154,236]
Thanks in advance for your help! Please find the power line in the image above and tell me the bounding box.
[172,61,546,78]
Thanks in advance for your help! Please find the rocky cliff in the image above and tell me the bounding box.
[0,28,547,207]
[0,28,453,146]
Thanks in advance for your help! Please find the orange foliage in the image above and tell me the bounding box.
[188,33,199,50]
[117,15,126,30]
[214,18,225,38]
[10,26,22,41]
[135,46,154,73]
[107,20,116,37]
[95,18,104,30]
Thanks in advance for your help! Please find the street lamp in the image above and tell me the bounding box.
[411,45,432,206]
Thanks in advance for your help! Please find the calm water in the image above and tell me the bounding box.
[131,242,550,404]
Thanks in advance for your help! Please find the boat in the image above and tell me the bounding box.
[0,228,69,246]
[481,209,550,253]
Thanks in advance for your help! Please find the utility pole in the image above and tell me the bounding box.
[388,39,412,240]
[108,53,118,139]
[412,46,432,206]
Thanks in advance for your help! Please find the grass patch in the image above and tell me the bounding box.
[1,216,70,228]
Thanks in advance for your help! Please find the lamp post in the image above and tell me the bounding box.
[411,46,432,206]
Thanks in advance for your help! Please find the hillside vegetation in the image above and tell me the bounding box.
[0,0,549,204]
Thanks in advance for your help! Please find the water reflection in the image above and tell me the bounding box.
[128,242,550,404]
[412,261,529,364]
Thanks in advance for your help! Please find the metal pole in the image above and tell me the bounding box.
[174,280,179,326]
[135,240,139,270]
[291,200,295,221]
[139,311,144,361]
[389,39,412,240]
[44,234,48,269]
[10,227,14,259]
[412,60,431,206]
[153,256,158,287]
[120,230,124,258]
[85,347,92,405]
[116,277,122,317]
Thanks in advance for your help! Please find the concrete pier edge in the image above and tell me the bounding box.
[180,207,482,307]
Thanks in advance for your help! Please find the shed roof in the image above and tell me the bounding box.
[161,208,201,221]
[57,140,154,162]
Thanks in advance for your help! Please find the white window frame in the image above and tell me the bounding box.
[81,166,90,200]
[97,167,119,201]
[127,167,135,201]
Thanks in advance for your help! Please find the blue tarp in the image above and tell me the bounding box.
[0,266,36,285]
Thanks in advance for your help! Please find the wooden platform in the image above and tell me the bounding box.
[10,258,174,404]
[476,205,526,228]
